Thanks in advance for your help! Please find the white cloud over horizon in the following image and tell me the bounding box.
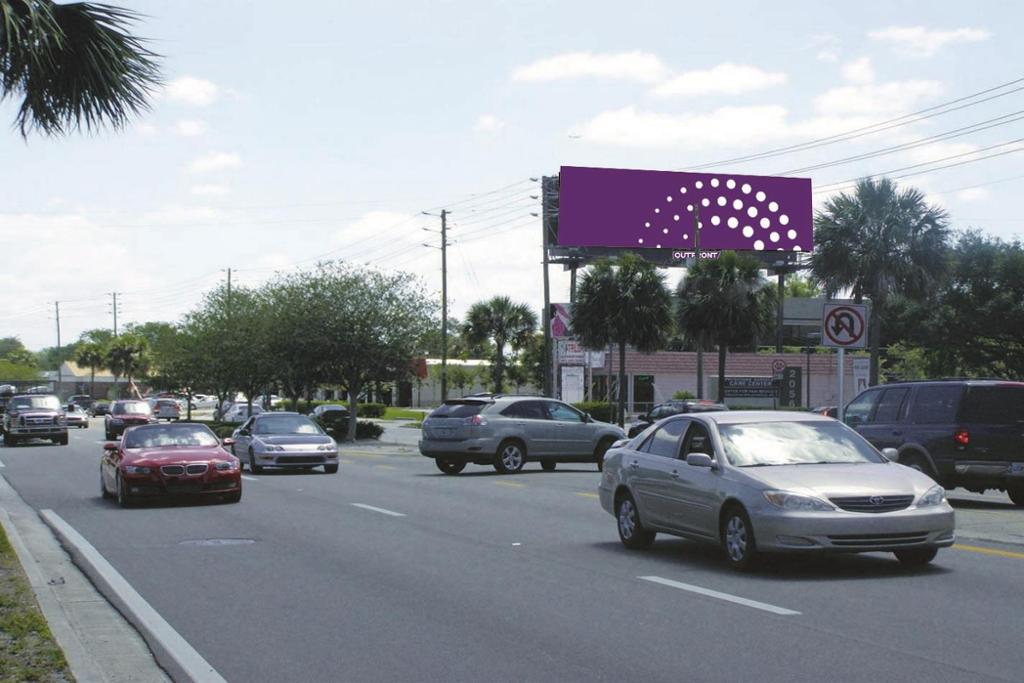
[474,114,505,133]
[189,152,242,173]
[651,63,787,97]
[175,120,208,137]
[869,26,991,58]
[190,184,229,197]
[841,57,875,84]
[512,50,668,83]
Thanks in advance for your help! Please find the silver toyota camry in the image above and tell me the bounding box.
[599,411,955,570]
[231,412,339,474]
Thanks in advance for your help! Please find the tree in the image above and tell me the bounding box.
[572,254,673,426]
[262,272,330,410]
[0,1,159,136]
[0,337,28,359]
[784,274,821,299]
[125,321,178,388]
[0,359,41,381]
[811,177,950,385]
[460,297,537,395]
[106,333,149,398]
[74,342,106,397]
[676,251,776,402]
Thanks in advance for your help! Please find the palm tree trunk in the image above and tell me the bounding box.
[717,343,727,402]
[617,340,627,427]
[494,342,506,393]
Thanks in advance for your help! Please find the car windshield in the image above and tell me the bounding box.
[114,401,151,415]
[254,415,322,435]
[124,424,219,449]
[719,420,885,467]
[9,395,60,410]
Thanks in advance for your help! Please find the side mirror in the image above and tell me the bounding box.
[610,438,629,450]
[222,437,235,446]
[102,442,118,451]
[685,453,714,468]
[584,412,593,423]
[881,447,898,462]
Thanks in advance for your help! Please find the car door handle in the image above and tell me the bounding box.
[629,461,639,469]
[892,430,903,436]
[670,470,680,479]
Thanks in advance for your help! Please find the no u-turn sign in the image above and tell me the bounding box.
[822,303,867,349]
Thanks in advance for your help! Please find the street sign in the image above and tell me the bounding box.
[557,339,586,364]
[852,357,870,393]
[779,367,802,407]
[771,359,786,376]
[821,302,867,349]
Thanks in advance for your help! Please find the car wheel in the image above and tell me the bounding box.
[116,473,134,508]
[901,453,938,482]
[721,506,759,571]
[100,468,112,499]
[249,449,263,474]
[59,434,68,446]
[324,464,339,474]
[894,547,938,566]
[616,493,655,549]
[594,437,615,472]
[3,433,17,447]
[1008,486,1024,507]
[540,460,557,472]
[436,458,465,475]
[494,440,526,474]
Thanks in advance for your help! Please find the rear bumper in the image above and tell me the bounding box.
[947,460,1024,488]
[419,437,500,461]
[753,504,956,553]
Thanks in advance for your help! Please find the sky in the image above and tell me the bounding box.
[1,0,1022,350]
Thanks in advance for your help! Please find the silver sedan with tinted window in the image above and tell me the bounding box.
[599,411,955,570]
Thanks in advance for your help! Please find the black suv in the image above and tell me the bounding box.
[845,380,1024,506]
[627,399,729,438]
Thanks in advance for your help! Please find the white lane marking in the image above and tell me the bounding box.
[639,576,801,616]
[40,510,228,683]
[351,503,405,517]
[240,475,258,482]
[0,459,4,468]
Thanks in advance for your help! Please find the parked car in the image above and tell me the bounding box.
[105,400,157,440]
[812,405,838,418]
[68,394,94,410]
[600,411,955,570]
[191,394,217,410]
[845,379,1024,506]
[2,394,67,446]
[89,401,111,417]
[231,412,338,473]
[311,404,350,430]
[153,398,181,421]
[253,394,282,409]
[100,422,241,506]
[419,395,625,475]
[627,399,729,437]
[221,403,263,423]
[65,403,90,428]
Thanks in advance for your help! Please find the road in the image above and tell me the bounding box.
[2,421,1024,682]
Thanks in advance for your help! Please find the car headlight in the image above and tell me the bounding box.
[214,461,236,471]
[764,491,835,512]
[124,465,152,474]
[262,444,284,452]
[917,485,946,507]
[317,443,336,451]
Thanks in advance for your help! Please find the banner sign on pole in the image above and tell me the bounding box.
[550,303,572,338]
[558,166,812,252]
[557,339,586,364]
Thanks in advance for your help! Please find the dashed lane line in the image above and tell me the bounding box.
[575,492,598,499]
[493,480,525,488]
[351,503,406,517]
[639,576,801,616]
[954,543,1024,559]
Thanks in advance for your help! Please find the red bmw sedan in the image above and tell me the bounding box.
[100,422,242,507]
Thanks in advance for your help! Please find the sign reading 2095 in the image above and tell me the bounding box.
[821,303,867,349]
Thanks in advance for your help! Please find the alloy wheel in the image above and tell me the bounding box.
[501,445,523,471]
[725,515,748,562]
[618,499,637,540]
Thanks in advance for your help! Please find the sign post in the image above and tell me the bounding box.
[821,302,868,422]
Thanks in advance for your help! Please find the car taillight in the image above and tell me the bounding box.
[464,415,487,426]
[953,428,969,447]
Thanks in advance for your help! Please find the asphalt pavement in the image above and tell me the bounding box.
[2,419,1024,682]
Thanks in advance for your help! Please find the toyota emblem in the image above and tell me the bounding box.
[869,495,885,506]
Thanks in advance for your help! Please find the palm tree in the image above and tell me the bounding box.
[461,297,537,394]
[1,1,159,136]
[74,342,106,398]
[676,252,776,402]
[106,334,149,398]
[572,254,673,426]
[811,178,950,385]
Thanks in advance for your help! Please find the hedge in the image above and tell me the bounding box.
[325,420,383,441]
[279,399,387,418]
[573,401,615,423]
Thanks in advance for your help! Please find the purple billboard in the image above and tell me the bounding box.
[558,166,812,253]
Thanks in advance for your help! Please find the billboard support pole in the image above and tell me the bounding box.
[693,207,704,399]
[837,347,845,423]
[541,179,553,398]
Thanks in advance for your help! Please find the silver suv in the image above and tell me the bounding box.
[419,395,625,475]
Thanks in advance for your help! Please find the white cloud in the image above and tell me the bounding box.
[842,57,875,84]
[190,184,229,197]
[956,187,991,202]
[512,51,668,83]
[164,76,220,106]
[651,63,787,98]
[474,114,505,133]
[135,122,158,136]
[814,80,944,117]
[576,104,794,148]
[189,151,241,173]
[174,120,207,137]
[816,49,840,63]
[869,26,991,58]
[808,34,841,62]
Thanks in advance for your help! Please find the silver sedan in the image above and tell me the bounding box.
[599,411,955,570]
[231,412,339,474]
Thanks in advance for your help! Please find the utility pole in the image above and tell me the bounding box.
[109,292,119,336]
[226,268,232,305]
[540,176,558,398]
[55,302,62,397]
[440,210,448,402]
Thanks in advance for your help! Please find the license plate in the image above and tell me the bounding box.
[436,428,453,438]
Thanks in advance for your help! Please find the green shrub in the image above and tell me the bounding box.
[324,420,383,441]
[672,390,695,400]
[573,401,614,423]
[357,403,386,418]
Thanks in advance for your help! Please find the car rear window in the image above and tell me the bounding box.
[431,401,486,418]
[959,385,1024,425]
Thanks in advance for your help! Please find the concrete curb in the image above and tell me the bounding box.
[41,509,226,683]
[0,503,106,682]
